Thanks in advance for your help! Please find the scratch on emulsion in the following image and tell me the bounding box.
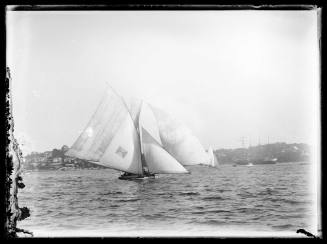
[296,229,320,239]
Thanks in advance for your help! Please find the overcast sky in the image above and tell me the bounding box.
[7,10,320,155]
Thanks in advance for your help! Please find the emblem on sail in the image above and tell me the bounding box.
[115,146,128,158]
[65,88,143,175]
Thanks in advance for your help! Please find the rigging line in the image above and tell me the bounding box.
[137,100,146,173]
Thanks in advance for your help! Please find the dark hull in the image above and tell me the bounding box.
[235,159,277,165]
[118,174,156,180]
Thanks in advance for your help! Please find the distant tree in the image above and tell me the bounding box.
[51,149,62,158]
[215,142,310,164]
[61,145,69,153]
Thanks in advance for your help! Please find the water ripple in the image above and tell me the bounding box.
[17,163,315,236]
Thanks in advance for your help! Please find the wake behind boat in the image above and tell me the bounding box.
[65,85,217,180]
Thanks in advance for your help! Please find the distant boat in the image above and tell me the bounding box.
[252,136,277,165]
[234,159,251,166]
[204,146,219,167]
[253,157,277,165]
[66,86,216,180]
[234,136,278,166]
[235,158,277,166]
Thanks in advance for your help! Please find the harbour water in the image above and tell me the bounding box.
[17,162,318,237]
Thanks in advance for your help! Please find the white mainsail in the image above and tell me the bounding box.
[139,102,188,174]
[206,146,219,167]
[149,105,209,166]
[65,89,143,175]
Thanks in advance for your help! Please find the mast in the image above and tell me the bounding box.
[104,83,144,175]
[241,136,247,161]
[138,101,147,175]
[138,101,144,155]
[258,136,261,145]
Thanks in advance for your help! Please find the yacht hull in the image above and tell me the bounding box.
[118,174,156,180]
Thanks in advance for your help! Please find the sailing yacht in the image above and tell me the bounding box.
[65,86,215,180]
[206,146,219,167]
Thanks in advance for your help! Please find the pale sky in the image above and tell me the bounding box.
[6,10,320,155]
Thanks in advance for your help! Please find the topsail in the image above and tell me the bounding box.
[139,102,188,174]
[149,106,209,166]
